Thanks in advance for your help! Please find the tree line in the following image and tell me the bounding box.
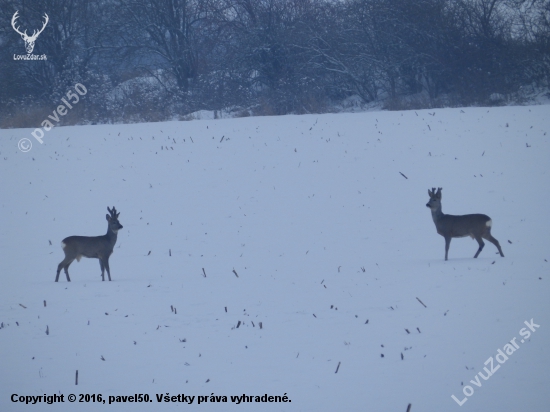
[0,0,549,126]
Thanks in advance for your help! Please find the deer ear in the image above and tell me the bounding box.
[106,214,111,221]
[428,189,432,197]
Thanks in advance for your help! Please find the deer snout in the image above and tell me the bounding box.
[426,203,430,208]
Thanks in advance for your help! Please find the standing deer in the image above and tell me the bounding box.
[426,188,504,260]
[56,207,123,282]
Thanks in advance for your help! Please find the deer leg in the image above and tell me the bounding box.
[99,260,105,281]
[56,263,63,282]
[444,237,451,261]
[473,236,485,258]
[56,257,73,282]
[104,259,112,281]
[483,233,504,257]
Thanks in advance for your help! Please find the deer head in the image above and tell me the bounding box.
[11,11,49,54]
[426,187,442,210]
[106,206,123,233]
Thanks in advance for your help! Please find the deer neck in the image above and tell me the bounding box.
[105,226,118,245]
[431,205,444,224]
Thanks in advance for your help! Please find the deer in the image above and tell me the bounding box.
[11,11,49,54]
[426,188,504,261]
[56,207,123,282]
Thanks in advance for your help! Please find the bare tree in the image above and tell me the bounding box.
[115,0,230,94]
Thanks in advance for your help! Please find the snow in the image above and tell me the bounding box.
[1,105,549,411]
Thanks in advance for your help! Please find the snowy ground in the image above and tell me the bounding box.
[1,106,549,412]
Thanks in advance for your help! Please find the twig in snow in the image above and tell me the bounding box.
[416,297,427,308]
[202,268,207,277]
[399,172,408,179]
[335,361,341,373]
[232,269,239,278]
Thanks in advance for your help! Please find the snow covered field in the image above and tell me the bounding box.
[1,106,549,411]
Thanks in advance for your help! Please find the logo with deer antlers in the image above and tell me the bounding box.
[11,11,49,54]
